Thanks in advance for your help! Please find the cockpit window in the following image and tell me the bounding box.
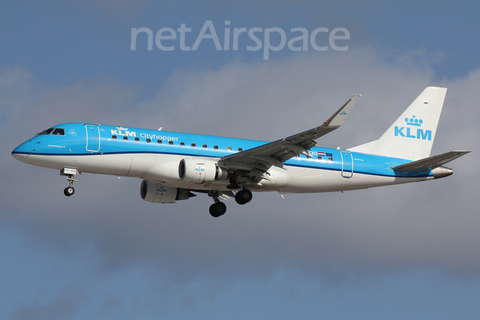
[52,128,65,136]
[36,128,54,136]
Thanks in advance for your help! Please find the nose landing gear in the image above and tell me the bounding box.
[60,168,78,197]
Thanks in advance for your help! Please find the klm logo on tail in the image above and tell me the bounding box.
[394,115,432,141]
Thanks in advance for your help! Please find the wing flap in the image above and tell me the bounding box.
[391,150,470,172]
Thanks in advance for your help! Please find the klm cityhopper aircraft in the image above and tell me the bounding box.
[12,87,469,217]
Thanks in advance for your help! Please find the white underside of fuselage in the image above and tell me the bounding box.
[14,152,433,194]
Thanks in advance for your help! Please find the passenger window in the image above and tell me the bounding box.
[135,137,140,142]
[203,144,207,149]
[112,135,117,140]
[238,148,243,152]
[146,139,151,143]
[52,128,65,136]
[180,142,185,146]
[227,147,232,151]
[214,145,218,150]
[191,143,196,147]
[157,140,162,144]
[123,136,128,141]
[169,141,174,145]
[329,157,333,161]
[317,156,322,160]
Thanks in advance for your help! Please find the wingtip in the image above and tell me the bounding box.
[451,150,471,155]
[325,94,360,127]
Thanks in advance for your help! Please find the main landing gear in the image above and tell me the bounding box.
[208,188,253,218]
[235,188,253,205]
[60,168,78,197]
[209,201,227,218]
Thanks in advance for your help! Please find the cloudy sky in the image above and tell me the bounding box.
[1,0,480,319]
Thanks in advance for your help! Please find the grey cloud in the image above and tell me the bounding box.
[11,292,81,320]
[3,48,480,284]
[83,0,151,15]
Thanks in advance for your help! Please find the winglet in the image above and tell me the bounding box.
[324,94,361,127]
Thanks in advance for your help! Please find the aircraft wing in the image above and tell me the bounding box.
[219,95,360,171]
[391,150,470,172]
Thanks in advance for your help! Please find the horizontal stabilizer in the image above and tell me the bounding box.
[391,150,470,172]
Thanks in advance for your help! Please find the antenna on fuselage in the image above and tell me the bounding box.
[158,127,163,131]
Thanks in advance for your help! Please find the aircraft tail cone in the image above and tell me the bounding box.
[432,166,453,179]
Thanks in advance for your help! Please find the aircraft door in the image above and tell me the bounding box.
[85,124,100,152]
[340,151,353,178]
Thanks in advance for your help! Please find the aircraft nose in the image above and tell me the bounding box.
[11,140,35,162]
[11,150,25,161]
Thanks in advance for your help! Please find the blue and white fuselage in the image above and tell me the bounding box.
[11,87,469,217]
[12,123,438,190]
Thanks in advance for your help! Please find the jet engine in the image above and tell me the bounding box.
[140,180,196,203]
[178,158,228,184]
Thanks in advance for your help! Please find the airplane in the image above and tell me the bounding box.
[11,87,469,217]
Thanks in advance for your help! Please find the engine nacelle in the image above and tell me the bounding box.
[140,180,195,203]
[178,158,228,184]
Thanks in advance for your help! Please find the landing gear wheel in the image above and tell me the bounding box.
[209,202,227,218]
[235,189,252,205]
[64,186,75,197]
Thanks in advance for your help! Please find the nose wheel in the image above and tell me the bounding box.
[64,186,75,196]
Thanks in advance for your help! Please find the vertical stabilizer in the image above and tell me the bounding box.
[350,87,447,160]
